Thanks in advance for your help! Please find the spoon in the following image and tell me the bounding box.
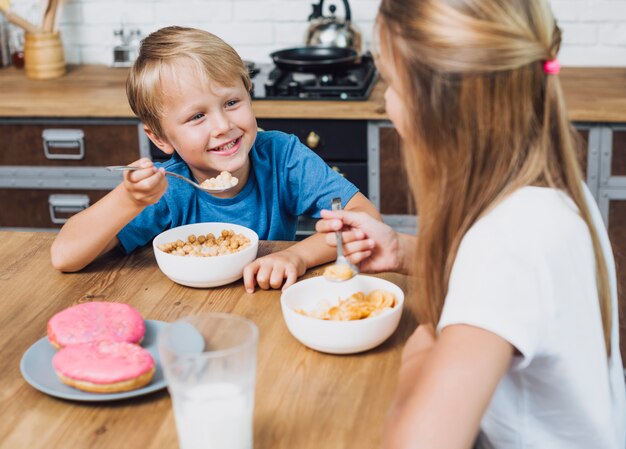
[106,165,238,193]
[323,197,359,282]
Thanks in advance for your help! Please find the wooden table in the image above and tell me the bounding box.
[0,231,415,449]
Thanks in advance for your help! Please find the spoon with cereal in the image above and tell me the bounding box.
[323,197,359,282]
[106,166,239,193]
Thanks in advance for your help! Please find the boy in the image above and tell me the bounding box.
[50,26,380,292]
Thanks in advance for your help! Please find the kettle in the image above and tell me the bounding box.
[305,0,362,53]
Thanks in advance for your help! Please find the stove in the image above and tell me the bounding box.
[248,53,378,101]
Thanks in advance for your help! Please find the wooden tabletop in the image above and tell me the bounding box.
[0,231,414,449]
[0,65,625,122]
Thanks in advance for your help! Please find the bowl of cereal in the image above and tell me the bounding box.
[153,222,259,288]
[280,274,404,354]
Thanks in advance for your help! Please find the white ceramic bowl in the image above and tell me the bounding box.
[280,274,404,354]
[152,222,259,288]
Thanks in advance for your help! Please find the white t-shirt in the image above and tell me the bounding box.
[438,186,626,449]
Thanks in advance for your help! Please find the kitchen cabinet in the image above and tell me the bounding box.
[0,118,149,228]
[0,120,144,166]
[0,189,108,227]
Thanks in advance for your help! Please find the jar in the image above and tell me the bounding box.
[24,31,66,79]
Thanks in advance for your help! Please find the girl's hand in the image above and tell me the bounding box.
[316,209,408,274]
[122,158,168,207]
[242,249,306,293]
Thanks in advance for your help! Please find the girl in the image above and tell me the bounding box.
[316,0,626,447]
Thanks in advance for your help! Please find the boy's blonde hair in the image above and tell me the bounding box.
[376,0,612,355]
[126,26,252,138]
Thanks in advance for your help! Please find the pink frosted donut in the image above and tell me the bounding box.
[52,341,156,393]
[47,302,145,349]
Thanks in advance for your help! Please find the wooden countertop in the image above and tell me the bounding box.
[0,65,387,121]
[0,231,414,449]
[1,65,625,122]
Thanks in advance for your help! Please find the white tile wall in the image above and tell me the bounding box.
[7,0,626,67]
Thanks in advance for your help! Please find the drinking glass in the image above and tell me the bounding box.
[158,313,259,449]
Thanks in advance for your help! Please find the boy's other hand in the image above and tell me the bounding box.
[243,249,306,293]
[122,158,168,207]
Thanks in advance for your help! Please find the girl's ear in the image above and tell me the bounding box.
[144,126,175,155]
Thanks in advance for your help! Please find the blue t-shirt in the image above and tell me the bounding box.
[117,130,359,253]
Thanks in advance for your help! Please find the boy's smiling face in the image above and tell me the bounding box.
[146,60,257,192]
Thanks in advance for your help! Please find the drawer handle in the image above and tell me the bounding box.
[306,131,321,149]
[42,129,85,160]
[48,194,90,224]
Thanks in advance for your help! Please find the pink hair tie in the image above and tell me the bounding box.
[543,59,560,75]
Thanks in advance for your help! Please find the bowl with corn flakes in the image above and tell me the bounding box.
[280,274,404,354]
[152,222,259,288]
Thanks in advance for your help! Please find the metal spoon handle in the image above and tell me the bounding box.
[331,197,345,258]
[105,165,231,193]
[106,165,140,171]
[107,165,202,188]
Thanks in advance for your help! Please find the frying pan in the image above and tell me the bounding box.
[270,46,359,73]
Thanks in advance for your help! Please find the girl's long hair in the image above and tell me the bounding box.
[377,0,612,355]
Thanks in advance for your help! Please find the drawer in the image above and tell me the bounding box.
[256,119,367,162]
[0,189,108,228]
[0,118,145,167]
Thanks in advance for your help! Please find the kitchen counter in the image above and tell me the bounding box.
[0,65,387,120]
[0,231,413,449]
[1,64,625,122]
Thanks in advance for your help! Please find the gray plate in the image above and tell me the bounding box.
[20,320,168,402]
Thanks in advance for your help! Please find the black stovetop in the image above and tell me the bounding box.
[249,54,378,101]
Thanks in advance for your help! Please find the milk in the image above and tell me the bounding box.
[172,382,253,449]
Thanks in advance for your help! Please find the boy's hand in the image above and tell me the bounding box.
[243,249,306,293]
[122,158,168,207]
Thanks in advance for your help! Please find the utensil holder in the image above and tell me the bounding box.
[24,31,65,80]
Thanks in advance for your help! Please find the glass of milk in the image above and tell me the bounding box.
[158,313,259,449]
